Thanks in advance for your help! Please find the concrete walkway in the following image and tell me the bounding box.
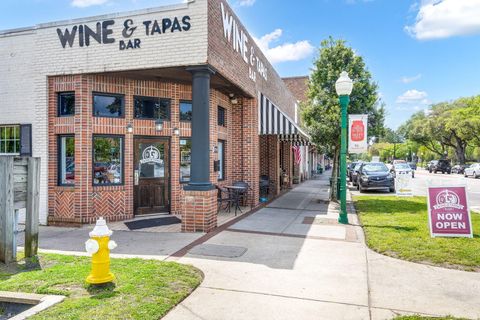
[19,173,480,319]
[163,174,480,320]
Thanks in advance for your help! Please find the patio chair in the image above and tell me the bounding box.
[259,175,270,198]
[215,185,234,213]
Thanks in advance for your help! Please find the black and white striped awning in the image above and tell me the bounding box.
[258,93,312,146]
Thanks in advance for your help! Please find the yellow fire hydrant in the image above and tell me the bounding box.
[85,217,117,284]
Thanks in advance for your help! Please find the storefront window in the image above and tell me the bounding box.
[218,140,225,180]
[93,93,124,118]
[218,106,226,126]
[134,96,170,120]
[180,138,191,182]
[58,136,75,185]
[58,92,75,116]
[93,136,123,185]
[180,101,192,121]
[0,125,20,154]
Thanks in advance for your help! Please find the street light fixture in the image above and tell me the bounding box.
[335,71,353,224]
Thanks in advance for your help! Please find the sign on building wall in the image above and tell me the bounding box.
[56,16,191,51]
[427,186,473,238]
[348,114,368,154]
[220,2,268,83]
[395,173,413,197]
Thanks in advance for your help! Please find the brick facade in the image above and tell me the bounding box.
[2,0,312,229]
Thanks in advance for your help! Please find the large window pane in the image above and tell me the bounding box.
[93,93,124,118]
[93,136,123,185]
[218,140,225,180]
[59,136,75,185]
[180,138,191,183]
[134,96,170,120]
[58,92,75,116]
[0,125,20,154]
[180,101,192,121]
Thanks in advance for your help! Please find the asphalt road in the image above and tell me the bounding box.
[350,168,480,212]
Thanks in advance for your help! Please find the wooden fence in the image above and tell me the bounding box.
[0,156,40,264]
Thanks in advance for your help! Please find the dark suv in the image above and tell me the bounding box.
[430,159,451,174]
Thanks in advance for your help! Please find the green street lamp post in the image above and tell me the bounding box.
[335,71,353,224]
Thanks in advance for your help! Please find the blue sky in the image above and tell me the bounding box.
[2,0,480,129]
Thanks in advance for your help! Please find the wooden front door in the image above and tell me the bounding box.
[134,137,170,215]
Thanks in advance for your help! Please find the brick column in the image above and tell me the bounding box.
[268,135,281,195]
[182,65,217,232]
[181,189,217,232]
[241,98,259,207]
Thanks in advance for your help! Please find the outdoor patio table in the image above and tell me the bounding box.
[224,185,245,215]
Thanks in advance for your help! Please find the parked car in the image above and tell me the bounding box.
[408,162,417,170]
[430,159,451,174]
[426,160,438,171]
[348,161,362,182]
[464,163,480,178]
[452,164,469,174]
[356,162,395,193]
[391,163,414,178]
[351,162,364,186]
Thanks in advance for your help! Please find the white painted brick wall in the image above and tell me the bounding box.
[0,0,208,224]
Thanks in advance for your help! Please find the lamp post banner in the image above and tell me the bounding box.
[427,186,473,238]
[348,114,368,154]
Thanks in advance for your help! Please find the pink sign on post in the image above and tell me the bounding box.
[427,186,473,238]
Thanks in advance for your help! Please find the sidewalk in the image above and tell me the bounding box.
[163,173,480,320]
[19,173,480,319]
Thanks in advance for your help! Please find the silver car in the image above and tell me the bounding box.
[464,163,480,178]
[391,163,414,178]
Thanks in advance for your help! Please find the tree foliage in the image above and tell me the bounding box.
[400,95,480,164]
[302,37,385,151]
[301,37,385,199]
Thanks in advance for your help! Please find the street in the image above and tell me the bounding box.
[350,168,480,212]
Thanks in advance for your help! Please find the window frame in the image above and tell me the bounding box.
[179,100,193,122]
[57,134,75,186]
[92,92,125,119]
[133,95,171,121]
[57,91,75,117]
[0,124,21,155]
[92,134,125,186]
[217,106,226,127]
[218,139,226,181]
[179,137,192,184]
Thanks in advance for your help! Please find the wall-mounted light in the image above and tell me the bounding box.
[212,146,218,154]
[173,127,180,136]
[229,93,238,104]
[155,119,164,131]
[126,123,133,133]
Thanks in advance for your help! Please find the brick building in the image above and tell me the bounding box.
[0,0,315,231]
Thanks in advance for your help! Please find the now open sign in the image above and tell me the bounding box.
[427,186,473,238]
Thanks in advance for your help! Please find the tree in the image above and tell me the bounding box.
[302,37,385,200]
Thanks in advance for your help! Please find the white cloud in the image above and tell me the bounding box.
[71,0,108,8]
[396,89,429,104]
[253,29,315,64]
[401,74,422,84]
[238,0,255,6]
[406,0,480,40]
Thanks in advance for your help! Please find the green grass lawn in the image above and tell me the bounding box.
[0,253,203,319]
[354,196,480,271]
[393,316,469,320]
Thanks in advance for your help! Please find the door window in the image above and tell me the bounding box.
[138,142,165,178]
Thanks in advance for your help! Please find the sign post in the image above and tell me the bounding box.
[427,186,473,238]
[395,173,413,197]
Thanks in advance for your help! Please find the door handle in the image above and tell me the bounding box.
[134,170,139,186]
